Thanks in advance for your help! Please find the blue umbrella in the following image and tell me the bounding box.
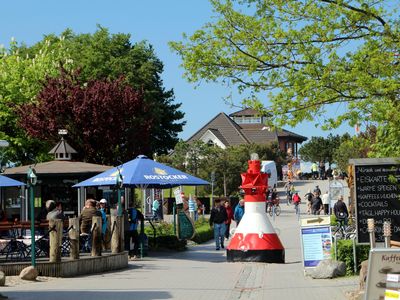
[73,155,209,188]
[0,175,25,187]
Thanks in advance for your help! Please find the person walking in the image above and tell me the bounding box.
[311,192,323,215]
[311,162,319,179]
[234,199,245,226]
[209,198,227,250]
[304,189,313,214]
[99,199,108,236]
[321,191,330,215]
[224,199,234,239]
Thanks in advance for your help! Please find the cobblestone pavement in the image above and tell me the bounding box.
[1,180,357,300]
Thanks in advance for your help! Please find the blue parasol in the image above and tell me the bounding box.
[73,155,209,188]
[0,174,25,187]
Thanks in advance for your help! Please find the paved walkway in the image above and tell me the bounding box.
[1,180,357,300]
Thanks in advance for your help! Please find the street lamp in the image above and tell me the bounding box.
[27,166,37,267]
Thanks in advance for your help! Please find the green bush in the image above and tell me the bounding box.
[148,235,187,251]
[192,218,213,244]
[333,240,370,275]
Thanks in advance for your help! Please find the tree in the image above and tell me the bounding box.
[26,27,185,155]
[299,134,344,165]
[170,0,400,155]
[165,140,285,197]
[17,71,152,165]
[333,136,371,172]
[0,27,184,165]
[0,38,71,164]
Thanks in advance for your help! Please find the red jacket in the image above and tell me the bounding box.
[293,194,301,204]
[225,206,234,224]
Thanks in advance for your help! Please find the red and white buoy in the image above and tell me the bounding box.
[227,154,285,263]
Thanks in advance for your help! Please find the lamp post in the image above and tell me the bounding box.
[116,168,123,216]
[27,166,37,267]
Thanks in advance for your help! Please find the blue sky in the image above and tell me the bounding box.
[0,0,353,141]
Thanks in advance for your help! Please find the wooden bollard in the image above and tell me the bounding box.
[69,218,80,260]
[104,215,111,250]
[111,215,122,253]
[49,219,63,263]
[91,216,102,257]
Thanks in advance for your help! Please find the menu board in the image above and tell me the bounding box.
[355,164,400,243]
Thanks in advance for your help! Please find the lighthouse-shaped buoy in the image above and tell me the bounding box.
[227,153,285,263]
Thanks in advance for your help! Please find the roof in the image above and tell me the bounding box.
[187,113,249,146]
[187,112,307,146]
[276,128,308,142]
[4,161,111,175]
[229,108,263,117]
[48,138,77,154]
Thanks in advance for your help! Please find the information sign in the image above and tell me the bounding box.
[365,248,400,300]
[354,161,400,243]
[300,222,332,268]
[174,188,183,205]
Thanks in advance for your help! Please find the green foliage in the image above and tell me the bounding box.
[299,134,344,164]
[165,140,285,197]
[192,217,213,244]
[171,0,400,156]
[143,218,213,250]
[0,26,184,165]
[333,240,370,276]
[333,135,371,171]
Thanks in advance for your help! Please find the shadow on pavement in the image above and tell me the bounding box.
[5,290,171,300]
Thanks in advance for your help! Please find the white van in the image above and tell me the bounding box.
[261,160,278,189]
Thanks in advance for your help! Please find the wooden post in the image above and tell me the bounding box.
[103,215,111,250]
[69,218,80,260]
[91,216,102,257]
[49,219,63,263]
[111,215,122,253]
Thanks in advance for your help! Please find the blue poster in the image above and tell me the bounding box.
[301,226,332,267]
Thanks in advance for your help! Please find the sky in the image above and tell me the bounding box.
[0,0,354,141]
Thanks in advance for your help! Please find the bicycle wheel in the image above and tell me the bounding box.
[275,205,281,216]
[268,205,273,217]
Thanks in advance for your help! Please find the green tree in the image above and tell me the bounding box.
[0,27,184,165]
[333,136,371,172]
[170,0,400,155]
[0,38,71,164]
[28,27,185,156]
[299,134,344,165]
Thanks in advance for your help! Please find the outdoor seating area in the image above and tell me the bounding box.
[0,220,73,262]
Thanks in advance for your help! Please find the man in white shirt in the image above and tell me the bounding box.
[321,191,330,215]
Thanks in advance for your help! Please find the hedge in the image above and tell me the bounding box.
[333,239,370,276]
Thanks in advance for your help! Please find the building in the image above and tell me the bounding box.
[186,108,307,156]
[3,137,111,221]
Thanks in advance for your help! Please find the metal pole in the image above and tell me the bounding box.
[117,188,122,216]
[173,201,176,235]
[352,236,357,274]
[29,184,36,267]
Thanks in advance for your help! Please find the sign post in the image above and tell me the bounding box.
[300,216,332,269]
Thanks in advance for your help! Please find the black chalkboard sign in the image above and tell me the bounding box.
[355,164,400,243]
[177,211,195,240]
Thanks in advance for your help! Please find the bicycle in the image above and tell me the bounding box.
[267,198,281,217]
[294,201,301,216]
[332,217,356,239]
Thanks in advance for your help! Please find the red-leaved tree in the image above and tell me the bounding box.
[17,70,153,165]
